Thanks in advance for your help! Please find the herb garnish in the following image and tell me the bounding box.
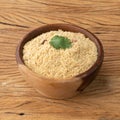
[49,35,72,50]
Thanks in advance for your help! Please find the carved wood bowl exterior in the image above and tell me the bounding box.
[16,24,104,99]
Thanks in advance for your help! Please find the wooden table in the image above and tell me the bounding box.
[0,0,120,120]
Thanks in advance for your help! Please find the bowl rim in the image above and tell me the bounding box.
[16,23,104,83]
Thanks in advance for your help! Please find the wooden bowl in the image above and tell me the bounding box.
[16,24,104,99]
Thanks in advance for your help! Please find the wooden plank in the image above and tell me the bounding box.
[0,0,120,119]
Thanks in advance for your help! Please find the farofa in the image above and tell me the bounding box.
[23,30,97,79]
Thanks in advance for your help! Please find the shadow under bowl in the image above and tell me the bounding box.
[16,23,104,99]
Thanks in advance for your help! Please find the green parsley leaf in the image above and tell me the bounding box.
[49,35,72,50]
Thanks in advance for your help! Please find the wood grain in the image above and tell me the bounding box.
[0,0,120,120]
